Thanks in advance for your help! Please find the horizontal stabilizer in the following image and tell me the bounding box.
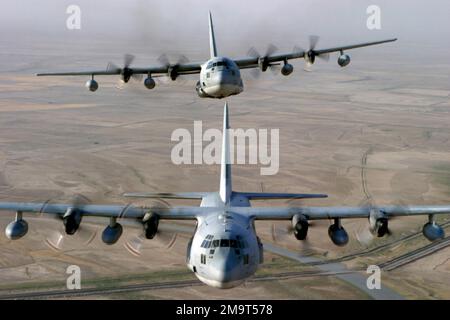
[123,192,207,200]
[235,192,328,200]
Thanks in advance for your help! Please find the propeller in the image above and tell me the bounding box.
[269,197,328,255]
[107,54,143,88]
[157,54,189,81]
[41,194,98,252]
[123,199,178,257]
[354,196,405,246]
[247,44,280,78]
[296,35,330,72]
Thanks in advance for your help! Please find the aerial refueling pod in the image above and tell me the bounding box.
[281,61,294,76]
[337,51,351,67]
[292,214,309,240]
[369,209,389,237]
[328,218,349,246]
[102,217,123,245]
[85,78,99,92]
[5,211,28,240]
[143,212,159,239]
[63,207,82,235]
[423,214,445,241]
[144,76,156,89]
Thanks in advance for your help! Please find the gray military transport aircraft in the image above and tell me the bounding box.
[1,103,449,289]
[37,12,397,99]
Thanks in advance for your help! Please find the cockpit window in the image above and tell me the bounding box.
[205,238,245,249]
[201,240,212,248]
[220,239,230,247]
[206,60,229,70]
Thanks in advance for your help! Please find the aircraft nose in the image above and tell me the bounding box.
[210,250,241,282]
[216,72,235,85]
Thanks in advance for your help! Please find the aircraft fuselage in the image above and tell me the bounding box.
[197,57,244,99]
[186,192,262,289]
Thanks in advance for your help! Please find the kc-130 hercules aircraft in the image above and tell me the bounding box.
[37,12,397,99]
[1,103,449,288]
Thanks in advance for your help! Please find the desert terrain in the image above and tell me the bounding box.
[0,35,449,299]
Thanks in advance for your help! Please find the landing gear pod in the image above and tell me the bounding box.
[423,215,445,241]
[102,217,123,245]
[5,211,28,240]
[328,218,349,246]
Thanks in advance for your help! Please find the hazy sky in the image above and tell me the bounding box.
[1,0,449,56]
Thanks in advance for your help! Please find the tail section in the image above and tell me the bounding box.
[220,102,232,204]
[208,11,218,58]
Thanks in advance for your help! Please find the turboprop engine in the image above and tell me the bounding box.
[369,209,389,237]
[63,208,82,235]
[292,214,309,240]
[143,212,159,239]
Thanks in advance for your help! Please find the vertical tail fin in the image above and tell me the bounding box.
[219,102,232,204]
[208,11,218,58]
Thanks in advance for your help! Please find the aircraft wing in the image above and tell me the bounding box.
[36,63,202,77]
[232,205,450,220]
[0,202,207,220]
[234,38,397,69]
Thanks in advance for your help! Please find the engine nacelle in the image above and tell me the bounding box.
[144,77,156,90]
[369,209,389,237]
[423,222,444,242]
[292,214,309,240]
[102,222,123,245]
[196,81,208,98]
[63,208,82,235]
[143,212,159,239]
[85,79,99,92]
[328,219,349,246]
[281,63,294,76]
[258,57,270,72]
[5,219,28,240]
[338,54,351,67]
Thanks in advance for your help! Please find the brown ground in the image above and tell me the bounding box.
[0,37,449,299]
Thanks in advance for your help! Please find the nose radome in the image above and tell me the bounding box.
[211,250,241,281]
